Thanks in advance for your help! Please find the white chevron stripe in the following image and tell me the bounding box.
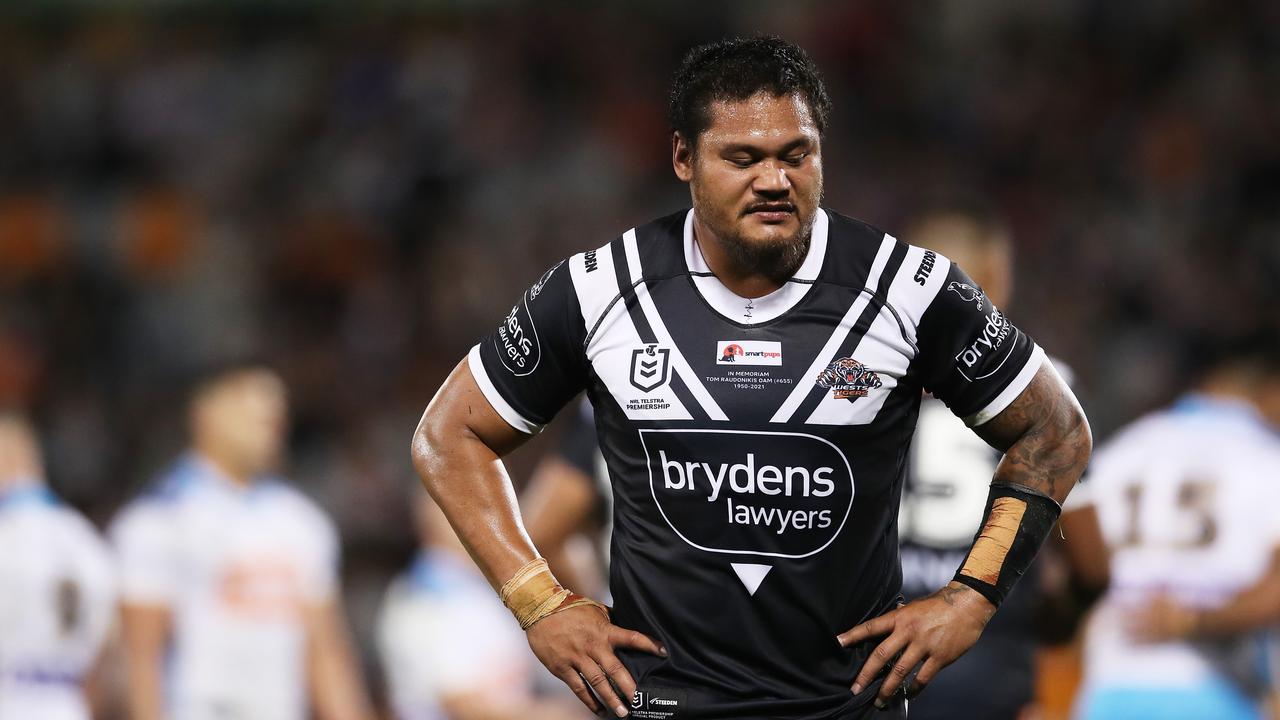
[770,233,898,424]
[624,229,729,422]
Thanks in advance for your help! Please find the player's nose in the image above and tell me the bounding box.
[752,162,791,196]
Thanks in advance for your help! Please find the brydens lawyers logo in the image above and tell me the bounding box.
[716,340,782,366]
[815,357,882,402]
[630,344,670,392]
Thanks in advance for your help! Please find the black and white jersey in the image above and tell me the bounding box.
[471,208,1045,720]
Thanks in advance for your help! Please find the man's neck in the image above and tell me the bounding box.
[193,449,254,488]
[692,216,791,298]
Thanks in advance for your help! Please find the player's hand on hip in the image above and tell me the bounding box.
[525,603,667,718]
[837,582,995,709]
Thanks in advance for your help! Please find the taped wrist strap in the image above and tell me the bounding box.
[953,482,1061,607]
[499,558,607,630]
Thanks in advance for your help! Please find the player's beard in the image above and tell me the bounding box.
[719,215,814,287]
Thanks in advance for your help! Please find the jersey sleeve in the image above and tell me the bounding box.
[914,261,1044,426]
[109,501,178,606]
[469,258,589,434]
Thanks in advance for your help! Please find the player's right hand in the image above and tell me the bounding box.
[525,604,666,718]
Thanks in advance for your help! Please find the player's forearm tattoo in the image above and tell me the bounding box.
[974,368,1091,503]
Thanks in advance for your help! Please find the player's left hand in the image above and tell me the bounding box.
[1128,594,1199,643]
[838,581,996,709]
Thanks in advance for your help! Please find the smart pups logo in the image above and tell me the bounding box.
[641,429,855,559]
[716,340,782,366]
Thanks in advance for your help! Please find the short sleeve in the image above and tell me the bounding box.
[109,502,178,605]
[914,261,1043,426]
[470,258,589,434]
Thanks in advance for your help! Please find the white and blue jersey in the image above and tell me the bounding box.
[0,485,115,720]
[378,549,543,720]
[1072,395,1280,720]
[110,454,339,720]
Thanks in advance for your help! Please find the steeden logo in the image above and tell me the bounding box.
[715,340,782,366]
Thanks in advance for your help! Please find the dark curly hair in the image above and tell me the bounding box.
[668,36,831,149]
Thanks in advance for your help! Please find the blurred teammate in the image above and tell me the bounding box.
[1071,336,1280,720]
[379,489,591,720]
[110,363,374,720]
[896,207,1108,719]
[0,413,115,720]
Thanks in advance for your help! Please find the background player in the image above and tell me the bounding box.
[110,363,374,720]
[378,488,591,720]
[896,205,1109,718]
[1070,335,1280,720]
[0,413,115,720]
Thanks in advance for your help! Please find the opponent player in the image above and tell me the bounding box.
[896,206,1108,719]
[111,363,374,720]
[1070,337,1280,720]
[0,413,115,720]
[412,37,1091,719]
[378,488,591,720]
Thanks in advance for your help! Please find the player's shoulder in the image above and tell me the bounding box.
[110,458,202,534]
[1,487,105,546]
[820,210,952,299]
[48,499,110,549]
[565,209,686,285]
[253,479,339,540]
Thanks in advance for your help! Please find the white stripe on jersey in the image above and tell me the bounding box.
[570,241,620,351]
[805,243,942,426]
[963,345,1045,427]
[770,233,898,424]
[623,229,728,422]
[887,245,951,351]
[569,242,695,422]
[806,308,908,426]
[468,344,544,434]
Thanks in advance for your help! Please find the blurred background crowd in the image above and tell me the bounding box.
[1,0,1278,717]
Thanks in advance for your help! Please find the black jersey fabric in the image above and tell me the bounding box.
[470,208,1044,719]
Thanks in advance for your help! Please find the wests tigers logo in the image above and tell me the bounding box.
[815,357,882,402]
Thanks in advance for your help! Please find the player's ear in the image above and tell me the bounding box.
[673,132,694,182]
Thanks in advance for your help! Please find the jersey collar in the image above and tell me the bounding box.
[0,483,56,510]
[1172,392,1271,432]
[683,208,829,325]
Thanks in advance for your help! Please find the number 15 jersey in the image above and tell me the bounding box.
[470,208,1044,719]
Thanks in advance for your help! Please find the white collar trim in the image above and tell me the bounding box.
[682,208,829,325]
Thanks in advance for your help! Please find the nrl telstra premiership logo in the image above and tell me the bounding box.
[630,344,670,392]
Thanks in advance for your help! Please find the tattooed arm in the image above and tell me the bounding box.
[972,362,1092,504]
[839,362,1091,708]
